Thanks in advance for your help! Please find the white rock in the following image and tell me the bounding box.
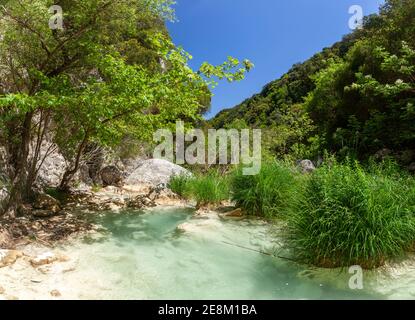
[125,159,191,187]
[297,160,316,173]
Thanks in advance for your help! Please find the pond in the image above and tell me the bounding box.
[60,208,414,300]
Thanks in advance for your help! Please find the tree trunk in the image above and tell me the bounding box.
[58,131,89,191]
[4,111,34,215]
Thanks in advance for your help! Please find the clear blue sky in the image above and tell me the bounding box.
[167,0,385,118]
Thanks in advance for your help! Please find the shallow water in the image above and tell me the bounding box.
[59,208,414,300]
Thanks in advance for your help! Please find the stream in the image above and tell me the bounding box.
[49,207,415,300]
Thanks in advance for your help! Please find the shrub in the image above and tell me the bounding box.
[231,161,298,218]
[286,160,415,269]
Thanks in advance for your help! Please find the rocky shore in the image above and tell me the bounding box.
[0,157,197,299]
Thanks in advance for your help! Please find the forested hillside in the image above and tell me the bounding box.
[211,0,415,166]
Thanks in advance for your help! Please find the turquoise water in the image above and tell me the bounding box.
[65,208,394,299]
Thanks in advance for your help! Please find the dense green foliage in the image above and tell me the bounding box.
[211,0,415,165]
[230,162,298,219]
[286,160,415,269]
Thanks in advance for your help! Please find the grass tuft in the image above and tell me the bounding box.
[286,160,415,269]
[230,161,298,219]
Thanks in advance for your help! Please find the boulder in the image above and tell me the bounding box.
[297,160,316,173]
[125,159,191,186]
[0,249,23,268]
[33,194,61,215]
[100,166,124,187]
[35,143,66,187]
[408,163,415,173]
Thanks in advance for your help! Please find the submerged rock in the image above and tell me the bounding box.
[223,208,243,217]
[50,289,61,297]
[0,250,23,268]
[30,252,69,267]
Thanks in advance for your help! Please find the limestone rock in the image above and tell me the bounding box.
[127,195,156,209]
[297,160,316,173]
[30,252,68,267]
[0,250,23,268]
[35,142,66,187]
[125,159,191,187]
[33,194,61,215]
[100,166,124,187]
[147,183,178,201]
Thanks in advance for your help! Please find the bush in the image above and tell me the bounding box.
[286,160,415,269]
[231,161,298,219]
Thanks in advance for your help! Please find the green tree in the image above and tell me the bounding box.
[0,0,252,213]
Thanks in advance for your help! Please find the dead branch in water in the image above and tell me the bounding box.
[221,241,297,263]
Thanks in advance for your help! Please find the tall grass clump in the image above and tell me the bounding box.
[187,171,230,207]
[286,160,415,269]
[169,171,230,207]
[168,174,191,198]
[231,161,299,219]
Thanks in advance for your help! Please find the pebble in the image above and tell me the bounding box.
[50,289,61,297]
[31,279,42,283]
